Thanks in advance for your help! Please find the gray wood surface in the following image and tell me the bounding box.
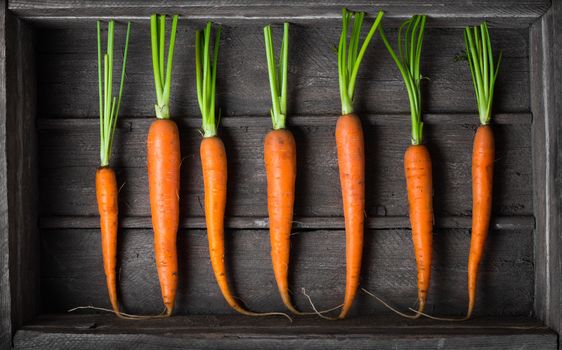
[13,314,558,350]
[530,2,562,348]
[40,228,534,316]
[38,215,535,230]
[37,121,533,218]
[35,24,530,118]
[0,5,39,350]
[8,0,551,28]
[0,1,10,348]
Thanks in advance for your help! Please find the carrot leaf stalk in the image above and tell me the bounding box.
[338,9,384,115]
[195,22,222,137]
[150,14,178,120]
[464,22,502,125]
[379,15,426,145]
[264,23,289,130]
[98,20,131,167]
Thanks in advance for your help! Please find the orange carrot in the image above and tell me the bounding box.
[196,22,289,320]
[149,14,180,316]
[264,129,297,313]
[96,167,120,315]
[336,113,365,319]
[467,125,494,318]
[379,15,431,318]
[147,119,181,316]
[334,9,384,319]
[262,23,301,314]
[96,20,130,318]
[463,22,501,319]
[404,144,433,316]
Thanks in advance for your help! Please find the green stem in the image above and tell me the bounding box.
[338,8,384,115]
[150,14,178,119]
[97,20,131,167]
[463,22,501,125]
[196,22,221,137]
[379,15,426,145]
[264,23,289,130]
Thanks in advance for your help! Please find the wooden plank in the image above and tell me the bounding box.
[530,2,562,346]
[37,122,533,218]
[38,215,535,230]
[39,228,534,317]
[35,25,529,118]
[36,113,533,129]
[13,315,557,350]
[8,0,551,27]
[0,1,10,349]
[0,6,39,350]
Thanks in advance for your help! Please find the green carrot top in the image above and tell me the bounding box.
[150,14,179,120]
[463,22,502,125]
[338,8,384,116]
[379,15,426,145]
[195,22,221,138]
[97,20,131,167]
[264,23,289,130]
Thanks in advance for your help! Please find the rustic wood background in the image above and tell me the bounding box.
[35,20,534,317]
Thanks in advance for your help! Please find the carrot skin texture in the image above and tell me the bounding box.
[147,119,181,316]
[96,167,120,315]
[264,129,298,314]
[336,113,365,319]
[404,144,433,315]
[467,125,494,318]
[201,136,254,315]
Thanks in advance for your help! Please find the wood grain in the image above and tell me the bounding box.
[35,25,529,118]
[0,7,39,350]
[13,315,557,350]
[8,0,551,28]
[40,228,534,317]
[37,122,533,218]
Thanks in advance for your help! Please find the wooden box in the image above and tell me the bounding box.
[1,1,561,349]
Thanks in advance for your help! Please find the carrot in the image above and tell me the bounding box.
[96,20,130,318]
[148,14,180,316]
[464,22,501,319]
[196,22,290,320]
[379,15,431,318]
[262,23,301,314]
[332,9,384,319]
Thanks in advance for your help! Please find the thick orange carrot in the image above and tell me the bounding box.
[96,167,120,316]
[264,129,298,313]
[336,113,365,319]
[147,119,180,316]
[467,125,494,318]
[404,144,433,316]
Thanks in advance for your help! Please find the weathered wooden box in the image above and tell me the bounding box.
[1,1,561,349]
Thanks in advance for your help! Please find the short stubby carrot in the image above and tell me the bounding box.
[467,125,494,318]
[96,167,120,315]
[336,113,365,319]
[264,129,297,313]
[404,144,433,316]
[147,118,181,316]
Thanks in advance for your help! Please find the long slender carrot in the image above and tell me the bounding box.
[96,20,130,318]
[262,23,301,314]
[379,15,431,318]
[335,9,384,319]
[196,22,289,320]
[148,14,180,316]
[464,22,501,319]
